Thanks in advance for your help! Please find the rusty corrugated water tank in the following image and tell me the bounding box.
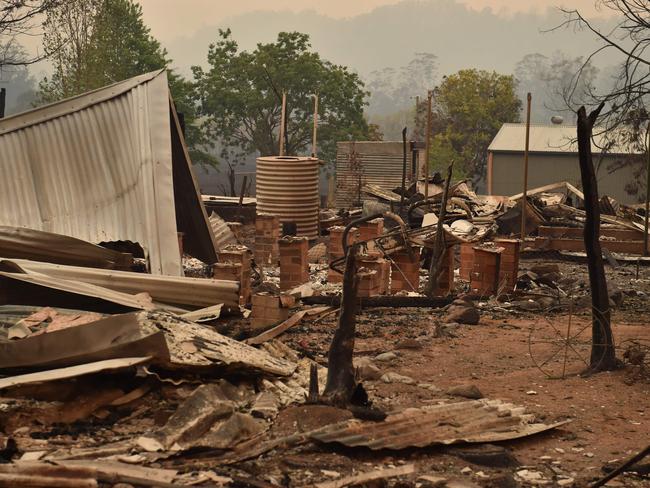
[256,156,319,239]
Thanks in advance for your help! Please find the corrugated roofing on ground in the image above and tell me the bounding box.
[0,70,217,276]
[310,399,569,449]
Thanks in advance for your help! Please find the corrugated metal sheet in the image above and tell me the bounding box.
[209,212,237,250]
[9,259,241,309]
[256,156,319,239]
[310,399,569,449]
[0,70,217,276]
[0,260,153,311]
[0,226,133,269]
[336,142,414,208]
[488,123,642,154]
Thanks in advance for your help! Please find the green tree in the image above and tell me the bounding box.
[192,29,369,164]
[37,0,210,164]
[428,69,521,180]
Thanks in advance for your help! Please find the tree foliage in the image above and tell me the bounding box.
[367,52,437,139]
[0,0,59,67]
[39,0,100,101]
[39,0,171,100]
[37,0,208,164]
[192,29,369,164]
[428,69,521,180]
[367,52,437,114]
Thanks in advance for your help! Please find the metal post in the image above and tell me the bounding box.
[645,124,650,255]
[0,88,5,119]
[401,127,407,211]
[520,92,532,239]
[414,95,420,139]
[279,91,287,156]
[312,94,319,158]
[424,90,432,200]
[235,175,248,222]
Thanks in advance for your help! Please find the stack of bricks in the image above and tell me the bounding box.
[279,237,309,291]
[470,246,504,296]
[495,238,521,293]
[358,256,391,295]
[459,242,474,281]
[227,222,243,242]
[254,213,279,266]
[390,248,421,293]
[213,246,252,306]
[327,226,358,283]
[432,246,455,296]
[357,270,380,298]
[250,293,294,329]
[358,218,384,255]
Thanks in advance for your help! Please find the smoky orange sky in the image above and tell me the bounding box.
[138,0,610,42]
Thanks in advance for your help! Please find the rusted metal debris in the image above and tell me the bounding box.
[309,399,570,450]
[0,226,134,270]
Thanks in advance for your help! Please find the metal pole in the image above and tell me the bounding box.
[520,92,532,239]
[401,127,407,212]
[0,88,5,119]
[644,124,650,255]
[279,91,287,156]
[424,90,432,200]
[235,175,248,222]
[312,94,319,158]
[414,95,420,139]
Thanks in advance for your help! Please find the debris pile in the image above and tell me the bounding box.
[1,73,648,487]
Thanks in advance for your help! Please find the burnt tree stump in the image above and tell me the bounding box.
[321,244,360,405]
[576,104,618,372]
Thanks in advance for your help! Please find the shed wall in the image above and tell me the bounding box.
[336,141,413,208]
[490,152,645,204]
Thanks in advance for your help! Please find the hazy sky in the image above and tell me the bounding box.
[138,0,610,43]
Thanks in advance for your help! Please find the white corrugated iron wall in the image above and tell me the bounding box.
[0,71,182,275]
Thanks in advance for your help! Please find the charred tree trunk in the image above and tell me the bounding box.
[425,161,454,297]
[322,244,359,405]
[576,104,618,372]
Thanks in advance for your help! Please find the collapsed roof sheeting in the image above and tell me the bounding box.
[0,226,134,269]
[310,399,570,450]
[0,70,217,275]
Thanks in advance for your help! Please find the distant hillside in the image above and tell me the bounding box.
[166,0,618,83]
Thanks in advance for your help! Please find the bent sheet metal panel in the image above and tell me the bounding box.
[0,226,133,269]
[10,259,240,309]
[310,399,570,449]
[0,70,210,276]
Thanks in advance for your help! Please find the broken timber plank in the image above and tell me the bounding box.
[245,307,335,345]
[510,181,584,201]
